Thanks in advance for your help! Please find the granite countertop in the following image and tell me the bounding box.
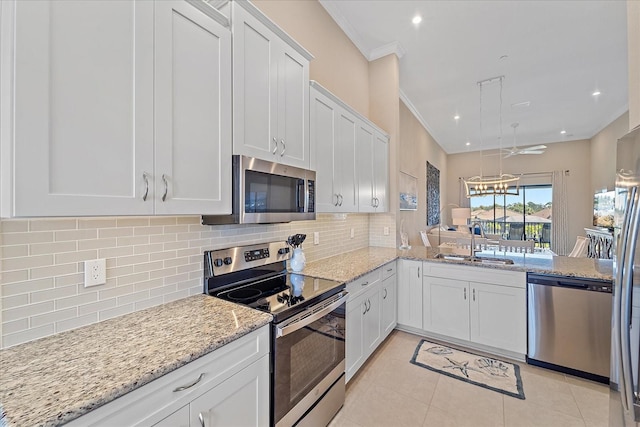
[303,246,613,283]
[0,294,272,427]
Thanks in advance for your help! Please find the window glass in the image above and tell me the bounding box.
[469,185,552,248]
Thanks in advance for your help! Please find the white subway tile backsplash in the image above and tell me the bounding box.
[31,307,77,327]
[30,219,77,231]
[1,213,388,348]
[1,245,29,258]
[3,278,55,297]
[3,231,54,245]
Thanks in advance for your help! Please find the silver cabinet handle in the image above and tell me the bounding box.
[272,137,278,154]
[198,412,205,427]
[417,267,420,278]
[375,198,379,207]
[362,301,367,315]
[280,139,286,156]
[464,288,467,300]
[334,194,340,206]
[142,172,150,201]
[473,289,476,301]
[383,288,388,299]
[371,197,376,207]
[365,299,371,313]
[361,281,369,287]
[338,194,343,206]
[173,373,205,392]
[387,268,393,272]
[161,174,168,202]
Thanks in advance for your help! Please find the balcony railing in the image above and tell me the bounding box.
[472,220,551,248]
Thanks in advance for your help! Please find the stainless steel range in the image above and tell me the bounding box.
[204,242,347,427]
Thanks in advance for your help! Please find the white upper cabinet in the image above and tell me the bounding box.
[629,0,640,131]
[154,1,231,215]
[231,1,312,169]
[310,83,357,213]
[356,121,389,213]
[7,0,155,217]
[1,0,232,217]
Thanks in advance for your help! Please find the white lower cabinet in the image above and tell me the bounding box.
[397,259,423,329]
[67,326,270,427]
[345,262,396,382]
[398,261,527,357]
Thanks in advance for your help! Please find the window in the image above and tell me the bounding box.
[469,185,552,247]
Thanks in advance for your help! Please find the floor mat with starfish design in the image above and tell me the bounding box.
[410,339,525,399]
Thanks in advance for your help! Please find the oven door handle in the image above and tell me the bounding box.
[276,292,348,338]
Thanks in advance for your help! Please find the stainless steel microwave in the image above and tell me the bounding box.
[202,156,316,225]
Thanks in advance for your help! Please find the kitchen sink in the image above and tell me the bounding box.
[434,253,514,265]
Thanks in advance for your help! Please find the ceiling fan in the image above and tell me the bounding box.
[502,123,547,158]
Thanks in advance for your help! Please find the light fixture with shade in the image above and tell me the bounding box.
[464,75,520,198]
[451,207,471,231]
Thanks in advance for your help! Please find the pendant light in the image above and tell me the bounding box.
[464,75,520,197]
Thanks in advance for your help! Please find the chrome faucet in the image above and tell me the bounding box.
[469,221,485,258]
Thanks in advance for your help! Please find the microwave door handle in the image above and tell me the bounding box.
[297,180,305,212]
[276,293,348,338]
[621,186,640,416]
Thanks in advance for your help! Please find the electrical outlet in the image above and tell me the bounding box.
[314,232,320,245]
[350,228,355,239]
[384,227,390,236]
[84,259,106,287]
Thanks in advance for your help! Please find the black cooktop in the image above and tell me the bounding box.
[210,273,344,322]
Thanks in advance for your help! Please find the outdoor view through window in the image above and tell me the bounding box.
[469,185,552,248]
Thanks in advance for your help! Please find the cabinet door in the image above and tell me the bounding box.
[469,282,526,354]
[363,282,382,357]
[423,276,469,341]
[154,1,231,215]
[152,405,189,427]
[277,45,310,168]
[190,355,269,427]
[12,0,154,216]
[356,122,375,213]
[372,131,388,212]
[381,274,397,338]
[397,260,423,329]
[346,292,366,382]
[310,89,337,212]
[232,5,278,162]
[335,110,358,212]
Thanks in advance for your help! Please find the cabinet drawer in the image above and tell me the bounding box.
[423,262,526,289]
[67,326,270,427]
[381,261,396,280]
[346,269,381,299]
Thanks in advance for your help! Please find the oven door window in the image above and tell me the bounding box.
[274,304,345,423]
[245,170,305,213]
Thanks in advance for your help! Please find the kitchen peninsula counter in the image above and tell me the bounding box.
[0,295,272,427]
[302,246,613,283]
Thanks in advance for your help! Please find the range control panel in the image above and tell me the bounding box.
[245,248,270,262]
[205,241,292,278]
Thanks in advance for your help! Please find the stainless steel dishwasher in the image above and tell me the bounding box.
[527,273,612,383]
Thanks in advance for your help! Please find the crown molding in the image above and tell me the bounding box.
[369,41,405,61]
[319,0,405,61]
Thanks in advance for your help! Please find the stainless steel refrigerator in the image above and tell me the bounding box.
[610,126,640,426]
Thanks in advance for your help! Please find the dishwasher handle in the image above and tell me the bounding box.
[528,275,612,293]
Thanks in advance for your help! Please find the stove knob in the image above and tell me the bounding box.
[223,257,233,265]
[278,247,290,255]
[213,258,223,267]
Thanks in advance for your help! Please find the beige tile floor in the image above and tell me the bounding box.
[330,330,609,427]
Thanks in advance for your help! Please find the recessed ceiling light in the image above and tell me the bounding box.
[560,130,567,135]
[465,141,471,146]
[454,115,460,120]
[592,90,601,96]
[412,15,422,24]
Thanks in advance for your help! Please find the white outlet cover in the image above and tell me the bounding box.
[84,259,106,287]
[350,228,355,238]
[314,232,320,245]
[384,227,390,236]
